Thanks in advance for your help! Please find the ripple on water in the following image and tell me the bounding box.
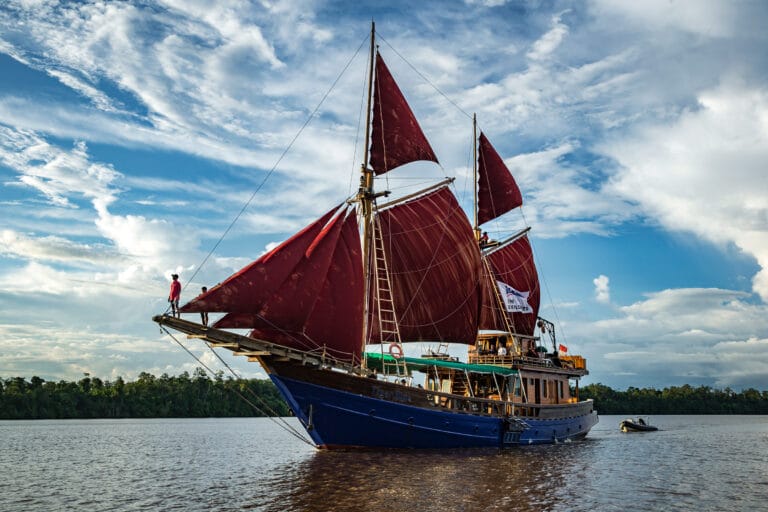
[1,415,767,512]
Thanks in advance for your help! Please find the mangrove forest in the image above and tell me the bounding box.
[1,373,767,419]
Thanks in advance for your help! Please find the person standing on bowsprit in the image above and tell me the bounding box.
[168,274,181,318]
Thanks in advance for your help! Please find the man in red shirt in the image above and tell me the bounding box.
[168,274,181,318]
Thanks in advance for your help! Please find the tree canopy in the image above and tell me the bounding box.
[581,383,768,414]
[0,370,290,419]
[2,374,767,419]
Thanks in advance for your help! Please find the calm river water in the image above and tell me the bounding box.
[1,415,766,511]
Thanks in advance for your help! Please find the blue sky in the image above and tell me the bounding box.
[1,0,767,391]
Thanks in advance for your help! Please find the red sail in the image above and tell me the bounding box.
[369,52,438,175]
[180,207,337,314]
[181,207,364,362]
[477,132,522,225]
[369,186,481,344]
[479,234,540,336]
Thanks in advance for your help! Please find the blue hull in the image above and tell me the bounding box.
[270,374,598,449]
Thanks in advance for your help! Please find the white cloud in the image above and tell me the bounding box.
[590,0,738,38]
[0,321,267,381]
[602,82,768,301]
[526,12,569,61]
[0,127,120,208]
[593,274,610,303]
[571,288,768,388]
[500,141,638,237]
[0,230,125,267]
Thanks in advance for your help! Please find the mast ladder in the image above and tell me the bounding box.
[372,216,408,378]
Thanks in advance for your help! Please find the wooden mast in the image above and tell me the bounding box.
[358,21,376,367]
[473,113,480,241]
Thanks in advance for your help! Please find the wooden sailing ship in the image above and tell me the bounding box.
[154,23,598,448]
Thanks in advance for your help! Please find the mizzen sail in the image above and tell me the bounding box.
[477,132,522,225]
[479,233,540,336]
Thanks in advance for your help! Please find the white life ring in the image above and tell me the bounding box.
[388,343,404,359]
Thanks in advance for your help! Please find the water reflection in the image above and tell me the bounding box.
[273,441,599,512]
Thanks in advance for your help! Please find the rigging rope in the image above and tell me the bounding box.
[159,326,315,448]
[180,34,369,293]
[519,208,569,348]
[378,34,473,122]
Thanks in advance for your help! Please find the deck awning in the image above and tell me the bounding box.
[365,352,518,376]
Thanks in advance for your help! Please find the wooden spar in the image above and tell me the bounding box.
[234,350,272,357]
[375,177,455,211]
[358,20,377,368]
[153,314,362,373]
[484,226,532,255]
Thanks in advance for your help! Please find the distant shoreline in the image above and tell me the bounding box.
[2,374,767,419]
[0,370,290,420]
[581,383,768,415]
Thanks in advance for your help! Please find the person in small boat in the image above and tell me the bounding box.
[638,418,646,425]
[168,274,181,318]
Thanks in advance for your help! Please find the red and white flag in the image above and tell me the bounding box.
[558,344,568,353]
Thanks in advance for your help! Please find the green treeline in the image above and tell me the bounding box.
[3,375,768,419]
[581,383,768,414]
[0,369,290,420]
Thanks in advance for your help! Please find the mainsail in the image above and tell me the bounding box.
[369,186,482,344]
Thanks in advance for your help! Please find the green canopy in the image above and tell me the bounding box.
[365,352,518,376]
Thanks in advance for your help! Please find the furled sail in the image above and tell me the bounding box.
[369,52,438,175]
[369,186,482,344]
[180,206,364,362]
[479,233,540,336]
[477,132,522,225]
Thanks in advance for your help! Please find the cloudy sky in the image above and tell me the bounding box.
[1,0,767,391]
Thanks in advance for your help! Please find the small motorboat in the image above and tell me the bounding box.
[620,417,658,432]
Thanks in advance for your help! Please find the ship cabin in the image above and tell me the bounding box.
[417,331,588,414]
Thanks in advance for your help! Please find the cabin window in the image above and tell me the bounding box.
[558,381,564,399]
[513,379,521,397]
[427,377,437,391]
[441,379,452,394]
[542,379,548,398]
